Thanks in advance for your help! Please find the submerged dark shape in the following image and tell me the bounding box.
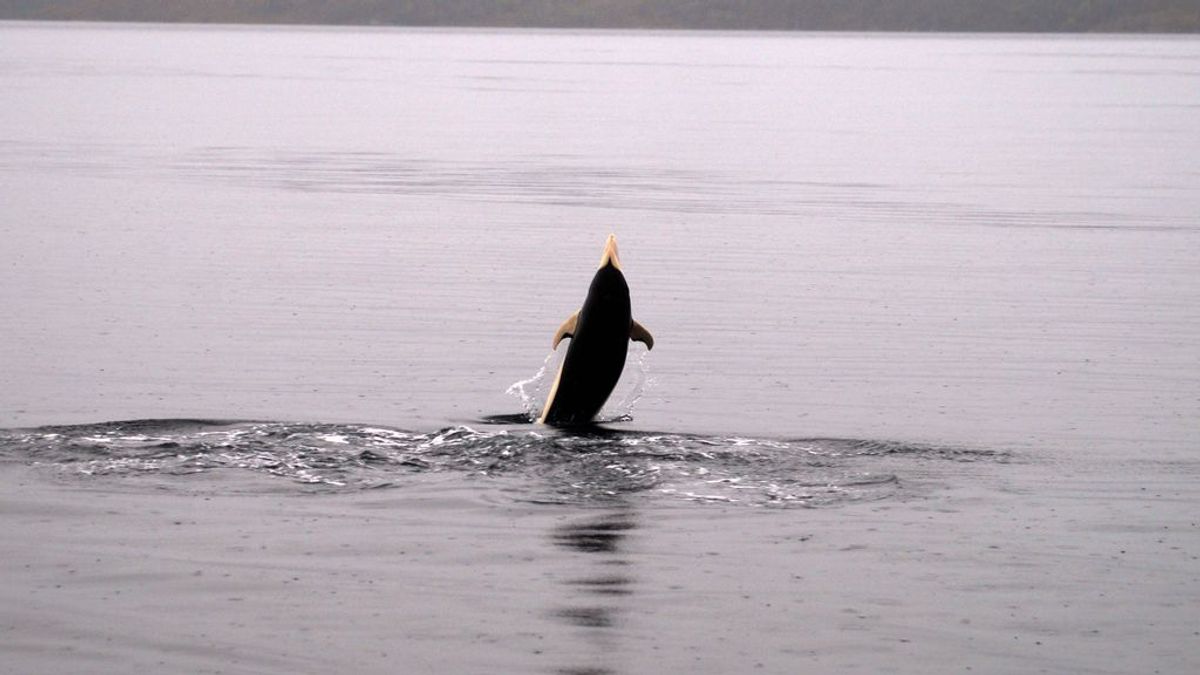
[539,235,653,427]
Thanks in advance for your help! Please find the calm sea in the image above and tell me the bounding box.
[2,22,1197,459]
[1,22,1198,674]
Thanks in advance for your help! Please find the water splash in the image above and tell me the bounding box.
[505,347,654,424]
[0,420,1010,506]
[599,347,653,423]
[506,352,556,420]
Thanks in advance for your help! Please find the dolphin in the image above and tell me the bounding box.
[539,234,654,427]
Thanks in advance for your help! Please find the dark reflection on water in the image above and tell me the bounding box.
[553,512,636,554]
[555,606,616,629]
[567,574,635,597]
[550,510,638,675]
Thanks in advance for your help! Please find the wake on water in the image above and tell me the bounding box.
[0,419,1008,507]
[0,355,1008,506]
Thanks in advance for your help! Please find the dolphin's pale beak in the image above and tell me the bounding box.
[598,234,622,270]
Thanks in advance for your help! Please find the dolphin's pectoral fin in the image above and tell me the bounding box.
[630,320,654,351]
[552,311,580,349]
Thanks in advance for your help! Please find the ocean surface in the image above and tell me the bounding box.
[1,21,1198,674]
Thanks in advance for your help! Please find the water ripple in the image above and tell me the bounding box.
[0,419,1010,507]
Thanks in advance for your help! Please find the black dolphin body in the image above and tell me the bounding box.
[539,235,653,427]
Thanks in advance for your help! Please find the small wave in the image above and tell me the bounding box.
[0,420,1008,507]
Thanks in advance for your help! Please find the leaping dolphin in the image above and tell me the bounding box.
[539,234,654,427]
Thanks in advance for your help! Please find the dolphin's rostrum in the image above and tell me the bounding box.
[539,235,653,426]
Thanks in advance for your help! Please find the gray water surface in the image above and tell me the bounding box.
[1,23,1199,675]
[3,23,1197,458]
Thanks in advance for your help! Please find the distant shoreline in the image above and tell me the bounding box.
[1,0,1198,34]
[2,18,1199,36]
